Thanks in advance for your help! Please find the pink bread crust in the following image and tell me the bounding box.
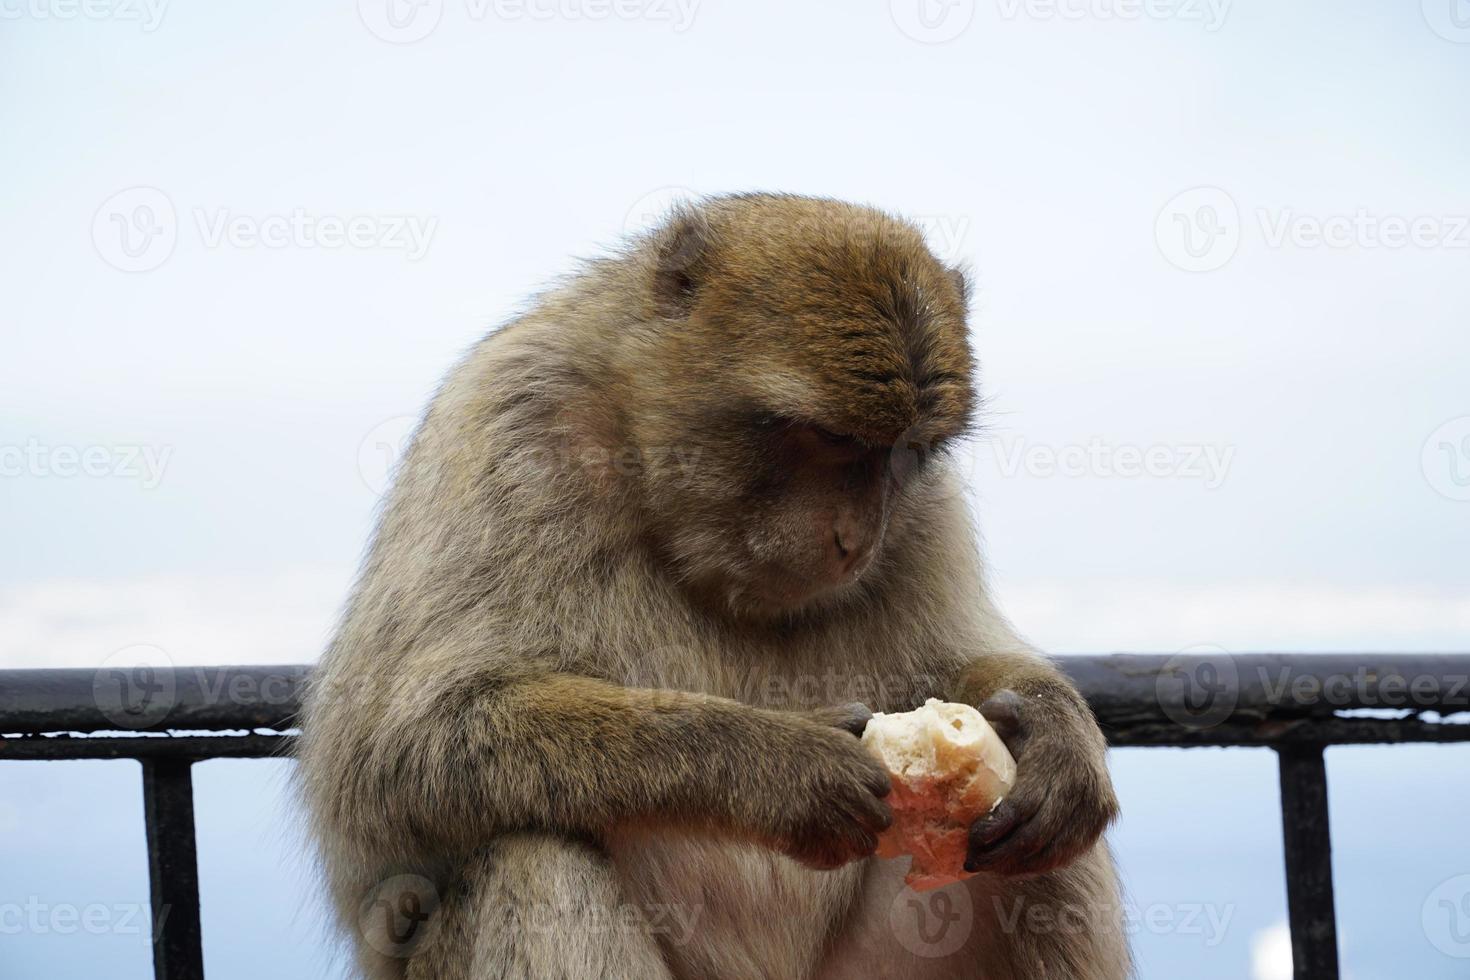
[877,771,996,891]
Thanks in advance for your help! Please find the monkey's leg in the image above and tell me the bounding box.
[819,845,1131,980]
[405,833,676,980]
[966,844,1132,980]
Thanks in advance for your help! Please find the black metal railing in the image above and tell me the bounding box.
[3,654,1468,980]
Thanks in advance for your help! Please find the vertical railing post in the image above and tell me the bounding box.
[141,758,205,980]
[1276,744,1340,980]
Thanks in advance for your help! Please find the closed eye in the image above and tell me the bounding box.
[811,425,851,447]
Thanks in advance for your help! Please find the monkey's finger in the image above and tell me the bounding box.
[830,786,893,836]
[963,799,1033,870]
[828,748,893,800]
[967,826,1061,877]
[977,690,1028,754]
[861,765,894,799]
[849,795,893,833]
[811,702,875,738]
[968,799,1025,846]
[964,823,1041,875]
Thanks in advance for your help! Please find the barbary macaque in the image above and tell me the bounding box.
[298,194,1129,979]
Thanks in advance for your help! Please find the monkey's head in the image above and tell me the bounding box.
[614,195,977,620]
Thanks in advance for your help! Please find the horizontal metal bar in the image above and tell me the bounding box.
[0,733,293,761]
[5,716,1464,761]
[1065,653,1470,726]
[0,664,307,735]
[2,656,1468,759]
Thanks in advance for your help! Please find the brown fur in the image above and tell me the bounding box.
[298,194,1130,979]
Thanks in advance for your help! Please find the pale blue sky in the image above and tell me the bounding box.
[2,1,1469,977]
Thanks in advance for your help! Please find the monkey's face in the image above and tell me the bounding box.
[633,196,977,620]
[647,400,963,621]
[722,416,916,614]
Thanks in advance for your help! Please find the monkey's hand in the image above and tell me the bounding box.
[766,703,894,871]
[962,687,1118,878]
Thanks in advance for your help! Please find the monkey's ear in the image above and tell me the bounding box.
[948,266,973,307]
[649,206,713,318]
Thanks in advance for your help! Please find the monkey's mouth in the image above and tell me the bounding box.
[740,560,870,616]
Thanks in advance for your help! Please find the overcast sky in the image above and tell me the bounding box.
[2,1,1469,977]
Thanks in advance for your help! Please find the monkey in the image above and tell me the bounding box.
[297,193,1130,980]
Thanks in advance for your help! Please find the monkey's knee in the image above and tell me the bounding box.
[404,833,674,980]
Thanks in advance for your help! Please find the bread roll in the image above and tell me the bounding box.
[861,698,1017,891]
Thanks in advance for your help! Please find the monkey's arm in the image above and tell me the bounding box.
[338,671,891,867]
[949,649,1119,877]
